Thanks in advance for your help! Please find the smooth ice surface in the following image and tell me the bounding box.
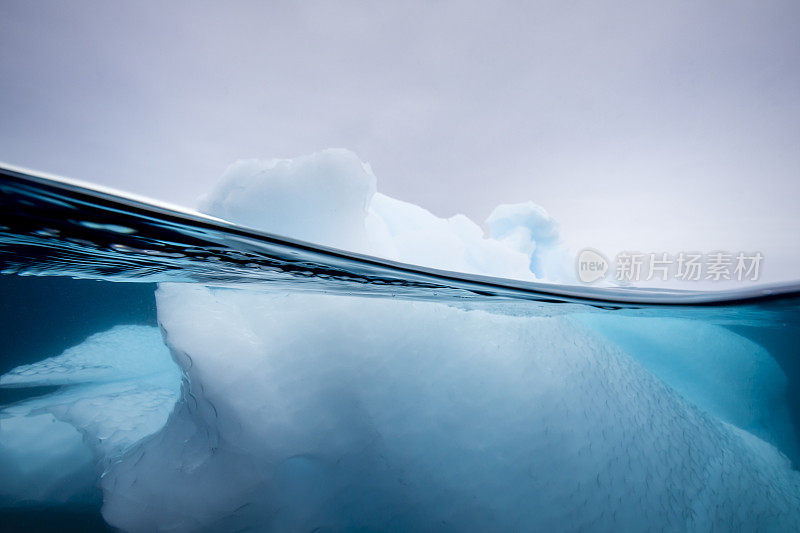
[0,412,97,506]
[199,150,377,253]
[97,285,800,531]
[200,149,567,280]
[0,326,180,506]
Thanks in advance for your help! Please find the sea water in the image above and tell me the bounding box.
[1,165,799,531]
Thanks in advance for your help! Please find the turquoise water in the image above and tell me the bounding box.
[1,166,799,531]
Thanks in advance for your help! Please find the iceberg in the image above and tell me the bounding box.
[576,314,799,463]
[200,149,568,281]
[1,150,798,531]
[0,326,180,506]
[96,286,800,531]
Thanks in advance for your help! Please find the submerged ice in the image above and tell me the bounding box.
[0,326,180,506]
[90,285,798,531]
[576,314,799,463]
[1,149,799,530]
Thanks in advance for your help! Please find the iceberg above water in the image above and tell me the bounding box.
[200,149,569,282]
[1,150,799,530]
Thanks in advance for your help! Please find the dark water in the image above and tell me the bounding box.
[1,165,800,531]
[0,276,154,531]
[0,276,156,385]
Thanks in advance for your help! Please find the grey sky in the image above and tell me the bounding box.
[1,1,798,282]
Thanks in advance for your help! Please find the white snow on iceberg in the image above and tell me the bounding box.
[1,150,798,531]
[200,149,569,281]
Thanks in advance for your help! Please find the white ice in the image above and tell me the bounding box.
[1,150,798,531]
[576,313,799,463]
[200,149,569,281]
[97,286,800,531]
[0,326,180,506]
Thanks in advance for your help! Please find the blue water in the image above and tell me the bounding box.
[1,165,799,531]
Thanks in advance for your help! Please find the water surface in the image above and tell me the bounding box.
[1,165,799,531]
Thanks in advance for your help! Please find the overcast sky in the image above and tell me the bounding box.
[1,1,798,282]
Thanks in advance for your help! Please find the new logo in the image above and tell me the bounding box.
[576,249,609,283]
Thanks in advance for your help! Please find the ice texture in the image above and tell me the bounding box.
[199,150,377,253]
[0,326,180,506]
[96,285,800,531]
[1,324,177,387]
[577,314,799,463]
[200,149,567,280]
[486,201,566,280]
[2,150,799,530]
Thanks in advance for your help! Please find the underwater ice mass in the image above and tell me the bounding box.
[1,150,799,530]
